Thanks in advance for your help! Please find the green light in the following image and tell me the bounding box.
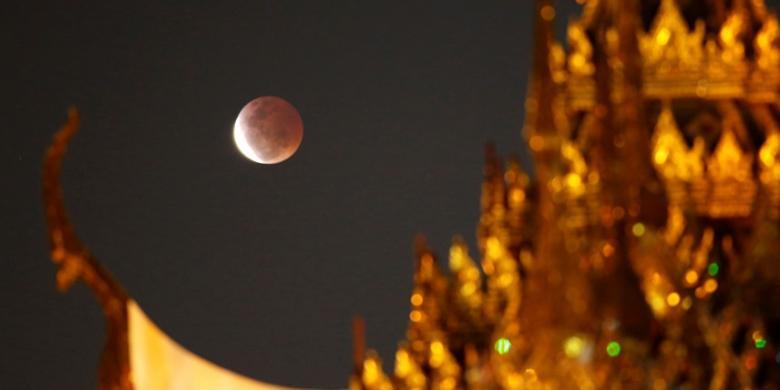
[606,341,621,357]
[632,223,646,237]
[495,338,512,355]
[564,336,585,358]
[755,338,767,349]
[707,262,719,277]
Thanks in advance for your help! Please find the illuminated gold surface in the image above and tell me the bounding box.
[45,0,780,388]
[128,301,299,390]
[351,0,780,388]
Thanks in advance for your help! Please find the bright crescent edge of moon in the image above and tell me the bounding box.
[233,120,266,164]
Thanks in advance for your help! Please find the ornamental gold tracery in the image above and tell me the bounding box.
[352,0,780,388]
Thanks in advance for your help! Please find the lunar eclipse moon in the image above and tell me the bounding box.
[233,96,303,164]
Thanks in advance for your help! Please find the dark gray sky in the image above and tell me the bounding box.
[11,0,773,388]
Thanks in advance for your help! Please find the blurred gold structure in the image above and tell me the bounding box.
[349,0,780,388]
[44,1,780,389]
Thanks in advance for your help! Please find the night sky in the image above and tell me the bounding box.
[8,1,776,389]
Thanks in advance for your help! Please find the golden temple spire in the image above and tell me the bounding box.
[477,143,507,251]
[504,157,529,249]
[651,103,706,200]
[524,0,559,154]
[759,130,780,218]
[692,126,757,218]
[393,345,426,389]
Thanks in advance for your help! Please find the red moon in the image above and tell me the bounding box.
[233,96,303,164]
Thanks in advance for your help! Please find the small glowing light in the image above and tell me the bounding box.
[704,279,718,293]
[540,5,556,21]
[363,359,380,383]
[495,338,512,355]
[684,270,699,286]
[460,282,476,296]
[421,254,434,264]
[509,189,526,204]
[650,294,666,313]
[606,341,621,357]
[707,262,719,277]
[431,341,444,354]
[409,310,422,322]
[602,243,615,258]
[410,293,423,306]
[682,296,693,310]
[654,149,669,165]
[695,286,707,299]
[632,223,646,237]
[506,373,522,388]
[666,292,681,307]
[565,173,583,189]
[755,338,767,349]
[745,355,757,370]
[529,135,544,151]
[656,28,671,45]
[564,336,584,358]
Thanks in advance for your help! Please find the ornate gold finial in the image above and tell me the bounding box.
[483,236,521,322]
[359,351,393,390]
[640,0,706,98]
[759,131,780,218]
[549,140,598,231]
[755,15,780,70]
[718,9,747,65]
[394,345,426,389]
[550,41,568,86]
[428,337,460,389]
[567,21,594,78]
[505,158,530,248]
[700,8,749,97]
[692,128,757,218]
[567,0,771,104]
[749,14,780,101]
[448,237,483,315]
[566,20,595,110]
[651,102,705,208]
[478,144,509,250]
[638,0,752,99]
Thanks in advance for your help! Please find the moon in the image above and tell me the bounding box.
[233,96,303,164]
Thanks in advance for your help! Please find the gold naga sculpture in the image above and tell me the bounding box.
[44,0,780,389]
